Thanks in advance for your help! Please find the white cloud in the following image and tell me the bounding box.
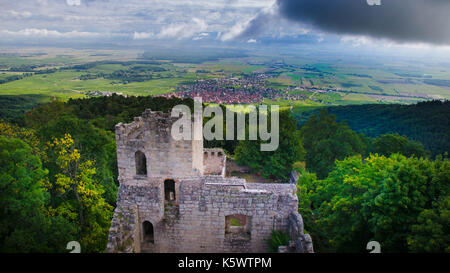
[1,28,100,38]
[66,0,81,6]
[8,10,32,18]
[247,39,257,43]
[193,32,209,40]
[133,31,154,40]
[0,0,275,44]
[36,0,48,5]
[340,36,373,47]
[156,24,186,39]
[219,19,249,41]
[156,18,208,39]
[340,34,450,52]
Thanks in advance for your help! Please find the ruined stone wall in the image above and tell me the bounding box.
[115,109,203,180]
[288,213,314,253]
[226,159,252,176]
[106,205,140,253]
[203,148,226,176]
[108,108,313,253]
[111,176,303,253]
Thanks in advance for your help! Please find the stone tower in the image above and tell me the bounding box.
[107,107,313,253]
[115,108,203,180]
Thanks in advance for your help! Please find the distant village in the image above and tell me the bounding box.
[156,74,311,104]
[81,72,435,105]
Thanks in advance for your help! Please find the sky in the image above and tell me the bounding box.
[1,0,450,55]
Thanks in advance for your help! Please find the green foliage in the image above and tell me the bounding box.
[295,170,331,252]
[408,196,450,252]
[0,130,113,252]
[25,100,74,130]
[234,110,305,181]
[0,136,76,252]
[0,121,41,155]
[297,154,450,253]
[1,94,447,253]
[0,95,45,124]
[37,115,118,205]
[266,230,291,253]
[299,109,367,178]
[229,217,244,227]
[67,94,194,131]
[371,133,430,158]
[45,134,113,252]
[294,100,450,157]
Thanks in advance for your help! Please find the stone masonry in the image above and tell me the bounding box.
[106,107,313,253]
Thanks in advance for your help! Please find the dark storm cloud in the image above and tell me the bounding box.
[235,10,275,40]
[277,0,450,45]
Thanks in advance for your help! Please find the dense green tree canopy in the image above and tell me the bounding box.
[371,133,430,158]
[1,95,447,253]
[37,115,117,205]
[234,109,305,181]
[0,136,76,252]
[294,100,450,157]
[297,154,450,253]
[299,109,367,179]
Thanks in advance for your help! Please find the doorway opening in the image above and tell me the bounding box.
[164,179,176,202]
[142,221,154,244]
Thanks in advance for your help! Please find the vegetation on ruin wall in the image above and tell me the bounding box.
[266,230,290,253]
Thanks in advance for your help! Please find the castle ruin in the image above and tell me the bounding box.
[106,107,313,253]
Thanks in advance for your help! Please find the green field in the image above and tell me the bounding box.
[1,48,449,106]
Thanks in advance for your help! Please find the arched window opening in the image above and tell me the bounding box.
[135,151,147,176]
[142,221,154,243]
[164,179,176,202]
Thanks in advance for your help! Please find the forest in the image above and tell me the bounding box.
[0,95,448,252]
[293,100,450,157]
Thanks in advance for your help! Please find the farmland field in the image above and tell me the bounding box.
[0,48,449,108]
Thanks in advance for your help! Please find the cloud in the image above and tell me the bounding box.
[8,10,32,18]
[276,0,450,45]
[0,0,275,45]
[247,39,257,43]
[133,31,154,40]
[193,32,209,40]
[66,0,81,6]
[36,0,48,5]
[340,35,374,47]
[219,4,277,41]
[1,28,100,38]
[156,18,208,39]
